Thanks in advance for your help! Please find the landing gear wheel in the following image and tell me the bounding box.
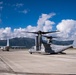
[5,46,9,51]
[29,52,32,54]
[60,52,66,54]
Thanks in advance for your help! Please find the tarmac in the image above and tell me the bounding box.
[0,48,76,75]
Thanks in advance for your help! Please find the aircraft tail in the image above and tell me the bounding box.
[54,45,72,53]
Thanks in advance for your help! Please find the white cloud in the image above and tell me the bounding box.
[19,9,28,14]
[43,20,55,32]
[16,3,24,7]
[13,28,26,38]
[0,13,76,47]
[0,27,12,40]
[37,13,55,26]
[56,19,76,47]
[37,13,56,31]
[13,3,24,13]
[0,13,55,40]
[12,3,23,8]
[13,3,29,14]
[0,14,76,39]
[14,13,55,36]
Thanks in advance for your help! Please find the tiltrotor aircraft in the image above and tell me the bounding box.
[26,30,73,54]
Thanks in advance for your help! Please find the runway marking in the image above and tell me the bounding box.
[0,56,17,75]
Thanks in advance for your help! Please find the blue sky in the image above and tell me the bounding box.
[0,0,76,30]
[0,0,76,47]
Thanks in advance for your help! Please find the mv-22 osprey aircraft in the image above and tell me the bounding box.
[26,30,73,54]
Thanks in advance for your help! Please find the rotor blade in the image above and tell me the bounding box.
[43,36,58,38]
[41,30,60,34]
[25,32,38,34]
[25,30,60,34]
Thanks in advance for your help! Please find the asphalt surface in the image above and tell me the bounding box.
[0,49,76,75]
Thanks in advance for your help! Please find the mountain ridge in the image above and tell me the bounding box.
[0,37,35,49]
